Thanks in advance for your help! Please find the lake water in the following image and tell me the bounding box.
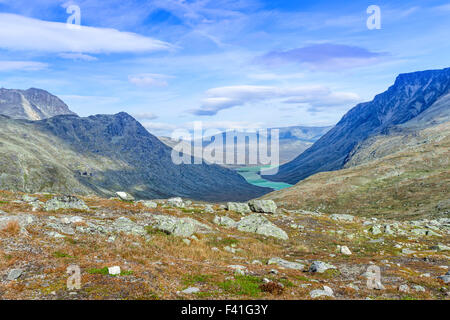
[236,166,292,191]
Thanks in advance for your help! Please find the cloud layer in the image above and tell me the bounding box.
[0,13,172,54]
[191,85,361,116]
[259,43,386,70]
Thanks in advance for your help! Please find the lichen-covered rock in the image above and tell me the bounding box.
[115,192,135,201]
[167,197,185,208]
[113,217,145,236]
[310,286,334,299]
[44,195,89,211]
[248,200,277,214]
[308,261,337,273]
[226,202,251,214]
[268,257,305,270]
[139,200,158,209]
[330,214,354,222]
[213,216,236,228]
[235,214,288,240]
[147,214,211,237]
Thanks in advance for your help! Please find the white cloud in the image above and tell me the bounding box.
[131,112,159,120]
[128,73,172,87]
[0,13,173,54]
[59,53,98,61]
[0,60,48,71]
[191,85,361,115]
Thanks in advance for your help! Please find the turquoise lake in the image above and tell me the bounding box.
[236,166,292,191]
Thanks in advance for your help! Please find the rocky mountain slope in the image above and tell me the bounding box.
[0,88,76,120]
[264,67,450,184]
[263,119,449,219]
[0,113,270,201]
[159,125,332,167]
[0,191,448,300]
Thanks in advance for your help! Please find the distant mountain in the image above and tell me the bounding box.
[0,88,76,120]
[0,112,270,201]
[264,67,450,184]
[159,125,332,167]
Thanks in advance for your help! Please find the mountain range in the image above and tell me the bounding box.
[159,125,332,167]
[264,67,450,184]
[0,89,270,201]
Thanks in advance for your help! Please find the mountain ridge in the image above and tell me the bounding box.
[0,87,77,120]
[264,67,450,184]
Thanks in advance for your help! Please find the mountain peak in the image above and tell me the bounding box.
[0,87,77,121]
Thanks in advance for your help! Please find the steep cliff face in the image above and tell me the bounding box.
[0,113,271,201]
[264,67,450,184]
[0,88,76,120]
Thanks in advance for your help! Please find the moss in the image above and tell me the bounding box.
[53,251,75,259]
[182,274,214,286]
[218,275,262,297]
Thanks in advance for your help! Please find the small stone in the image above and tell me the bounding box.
[182,239,191,246]
[339,245,352,255]
[413,285,425,292]
[226,202,251,215]
[370,225,382,235]
[182,287,200,294]
[108,266,121,275]
[429,244,450,251]
[402,248,416,255]
[7,269,23,281]
[398,284,409,293]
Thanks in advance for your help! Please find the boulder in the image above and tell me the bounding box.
[213,216,237,228]
[235,214,288,240]
[248,200,277,214]
[167,197,185,208]
[139,200,158,209]
[330,214,354,222]
[268,257,305,270]
[7,269,23,281]
[112,217,146,236]
[226,202,251,214]
[147,214,211,237]
[308,261,337,273]
[44,195,89,211]
[115,192,135,201]
[310,286,334,298]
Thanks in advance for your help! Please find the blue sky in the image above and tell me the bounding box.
[0,0,449,135]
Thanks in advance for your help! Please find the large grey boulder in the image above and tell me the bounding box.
[7,269,23,281]
[115,192,135,201]
[308,261,337,273]
[268,257,305,270]
[235,214,288,240]
[213,216,237,228]
[330,214,354,222]
[248,200,277,214]
[226,202,251,214]
[310,286,334,299]
[138,200,158,209]
[147,215,211,237]
[113,217,146,236]
[44,195,89,211]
